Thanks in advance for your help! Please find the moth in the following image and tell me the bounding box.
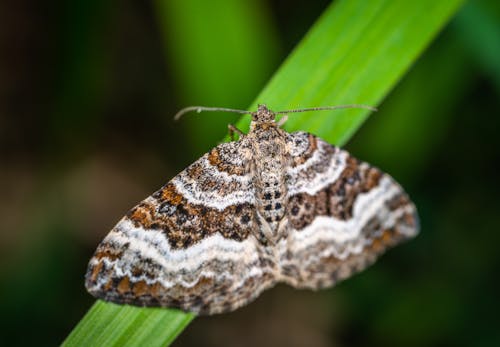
[85,104,419,315]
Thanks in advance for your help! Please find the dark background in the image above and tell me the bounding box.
[1,1,499,346]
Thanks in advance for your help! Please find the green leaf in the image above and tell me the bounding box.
[62,301,193,347]
[62,0,464,346]
[349,28,472,182]
[237,0,465,146]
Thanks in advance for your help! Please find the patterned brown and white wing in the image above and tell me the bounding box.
[279,131,419,289]
[85,141,277,315]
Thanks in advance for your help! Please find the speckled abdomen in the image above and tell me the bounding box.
[250,127,289,242]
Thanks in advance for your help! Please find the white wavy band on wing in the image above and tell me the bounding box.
[285,176,405,254]
[287,145,347,196]
[172,156,254,210]
[101,219,260,272]
[90,256,273,290]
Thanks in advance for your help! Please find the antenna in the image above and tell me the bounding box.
[173,104,377,121]
[273,104,377,114]
[174,106,251,121]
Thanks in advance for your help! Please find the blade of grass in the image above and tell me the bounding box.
[237,0,465,145]
[62,301,193,347]
[62,0,464,346]
[349,30,473,182]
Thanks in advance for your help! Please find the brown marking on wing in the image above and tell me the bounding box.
[404,212,417,227]
[103,279,113,291]
[117,277,130,294]
[88,261,104,282]
[288,156,384,230]
[157,183,183,205]
[92,245,124,261]
[385,192,410,210]
[127,201,157,229]
[87,271,276,315]
[150,282,163,297]
[186,161,204,179]
[132,280,149,297]
[208,147,245,175]
[127,183,255,249]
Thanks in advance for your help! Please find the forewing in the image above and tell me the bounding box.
[280,131,419,289]
[85,141,277,315]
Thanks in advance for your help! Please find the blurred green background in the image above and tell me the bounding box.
[1,1,499,346]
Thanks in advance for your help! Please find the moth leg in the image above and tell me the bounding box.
[276,115,288,127]
[228,124,245,141]
[256,212,275,246]
[276,217,289,243]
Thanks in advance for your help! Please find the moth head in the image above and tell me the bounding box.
[252,104,277,124]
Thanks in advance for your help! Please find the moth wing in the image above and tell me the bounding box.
[280,131,419,288]
[85,141,277,315]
